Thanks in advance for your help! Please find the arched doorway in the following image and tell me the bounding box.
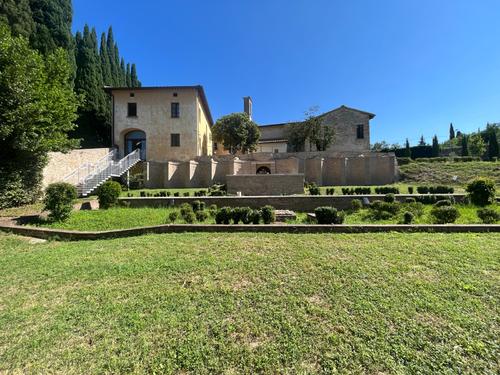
[125,130,146,160]
[256,166,271,174]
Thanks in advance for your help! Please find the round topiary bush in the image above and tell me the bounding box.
[260,205,276,224]
[167,211,179,223]
[403,211,414,224]
[215,207,232,224]
[43,182,77,221]
[195,210,208,222]
[477,208,500,224]
[251,209,261,224]
[434,199,452,207]
[384,193,395,203]
[97,181,122,209]
[430,206,460,224]
[466,177,496,206]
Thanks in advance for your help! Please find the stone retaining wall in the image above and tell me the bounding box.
[120,194,466,211]
[1,222,498,241]
[226,174,305,195]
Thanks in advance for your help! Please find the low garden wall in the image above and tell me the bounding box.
[0,222,498,241]
[226,174,305,195]
[119,194,467,211]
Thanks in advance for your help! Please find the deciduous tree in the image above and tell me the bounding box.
[212,113,260,154]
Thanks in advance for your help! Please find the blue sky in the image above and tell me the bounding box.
[73,0,500,146]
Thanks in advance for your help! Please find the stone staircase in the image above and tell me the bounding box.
[63,149,141,197]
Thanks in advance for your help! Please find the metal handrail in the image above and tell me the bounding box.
[63,149,116,185]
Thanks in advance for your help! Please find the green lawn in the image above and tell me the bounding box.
[399,161,500,185]
[31,203,499,231]
[0,232,498,373]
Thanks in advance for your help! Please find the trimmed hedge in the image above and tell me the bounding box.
[98,181,122,209]
[431,206,460,224]
[43,182,77,221]
[466,177,496,206]
[477,208,499,224]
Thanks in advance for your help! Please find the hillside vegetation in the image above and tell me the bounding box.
[399,161,500,185]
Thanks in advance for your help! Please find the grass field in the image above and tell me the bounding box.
[0,232,498,373]
[399,161,500,185]
[29,203,499,231]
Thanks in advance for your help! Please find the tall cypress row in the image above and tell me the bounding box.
[130,64,139,87]
[126,63,132,87]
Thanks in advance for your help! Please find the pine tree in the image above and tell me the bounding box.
[461,135,469,156]
[487,131,499,159]
[449,123,455,140]
[432,135,440,157]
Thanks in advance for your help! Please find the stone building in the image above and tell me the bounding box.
[255,101,374,154]
[105,86,213,162]
[43,85,396,193]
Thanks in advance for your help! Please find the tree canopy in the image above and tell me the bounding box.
[0,25,79,208]
[287,108,335,152]
[212,113,260,154]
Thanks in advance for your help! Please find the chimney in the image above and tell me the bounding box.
[243,96,252,120]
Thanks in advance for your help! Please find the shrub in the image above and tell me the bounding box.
[43,182,77,221]
[314,206,345,224]
[308,183,321,195]
[431,206,460,224]
[195,210,209,222]
[416,186,429,194]
[403,211,414,224]
[183,192,190,197]
[405,202,424,217]
[208,184,226,196]
[261,205,276,224]
[408,186,414,194]
[374,186,399,194]
[209,204,217,211]
[215,207,232,224]
[180,203,193,217]
[166,191,171,197]
[97,181,122,209]
[325,188,335,195]
[140,191,146,197]
[354,187,371,195]
[466,178,496,206]
[351,199,362,212]
[183,210,196,224]
[237,207,253,224]
[477,208,500,224]
[405,197,416,203]
[168,211,178,223]
[173,192,179,197]
[434,199,452,207]
[384,193,395,203]
[251,209,261,224]
[191,200,206,212]
[369,200,400,220]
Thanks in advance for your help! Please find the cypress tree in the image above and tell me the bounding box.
[432,135,440,157]
[106,26,118,85]
[404,138,411,158]
[126,63,132,87]
[488,131,499,159]
[130,63,139,87]
[461,135,469,156]
[113,43,120,85]
[449,123,455,140]
[99,32,112,85]
[28,0,73,55]
[120,58,126,85]
[0,0,35,38]
[419,135,426,146]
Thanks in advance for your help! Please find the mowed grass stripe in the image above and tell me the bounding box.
[0,232,498,373]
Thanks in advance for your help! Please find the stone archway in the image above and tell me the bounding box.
[256,166,271,174]
[124,130,146,160]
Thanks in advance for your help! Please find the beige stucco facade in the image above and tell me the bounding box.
[109,86,213,162]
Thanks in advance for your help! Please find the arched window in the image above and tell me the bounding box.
[125,130,146,160]
[256,166,271,174]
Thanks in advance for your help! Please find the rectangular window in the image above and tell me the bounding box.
[356,124,364,139]
[127,102,137,117]
[171,102,180,118]
[171,133,180,147]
